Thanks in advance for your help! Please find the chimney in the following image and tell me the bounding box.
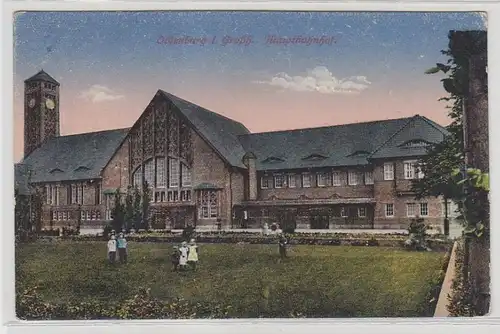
[243,152,257,201]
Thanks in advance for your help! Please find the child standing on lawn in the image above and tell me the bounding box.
[117,232,128,264]
[171,246,180,271]
[187,239,199,270]
[107,235,117,264]
[178,241,189,271]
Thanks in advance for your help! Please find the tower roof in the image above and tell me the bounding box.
[24,70,59,85]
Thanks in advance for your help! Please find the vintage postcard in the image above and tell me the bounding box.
[13,10,489,320]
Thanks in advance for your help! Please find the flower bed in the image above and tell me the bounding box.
[64,232,450,251]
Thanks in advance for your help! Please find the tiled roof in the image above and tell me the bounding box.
[160,90,250,168]
[19,128,129,183]
[24,70,59,85]
[238,115,448,171]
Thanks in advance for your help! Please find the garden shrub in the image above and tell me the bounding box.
[404,217,430,251]
[181,225,195,241]
[16,286,233,320]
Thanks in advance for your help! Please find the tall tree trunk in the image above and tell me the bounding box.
[464,52,490,315]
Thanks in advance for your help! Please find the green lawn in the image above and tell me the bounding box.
[16,241,445,317]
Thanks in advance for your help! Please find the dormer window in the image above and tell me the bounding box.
[302,154,327,161]
[49,168,64,174]
[348,150,370,157]
[400,140,431,148]
[75,166,91,172]
[262,156,285,164]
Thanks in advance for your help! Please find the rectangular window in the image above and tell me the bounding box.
[71,184,77,204]
[384,163,394,181]
[133,167,142,188]
[302,173,312,188]
[144,160,155,188]
[274,174,285,188]
[169,158,179,188]
[260,176,271,189]
[407,203,417,217]
[420,203,429,217]
[96,211,101,220]
[79,185,84,205]
[288,174,297,188]
[91,211,96,221]
[156,158,166,188]
[45,185,51,204]
[385,203,394,217]
[332,171,342,186]
[348,171,362,185]
[358,207,366,218]
[340,207,347,218]
[57,212,62,221]
[199,190,218,219]
[364,171,374,185]
[317,172,331,187]
[81,210,85,221]
[52,211,57,220]
[417,163,425,179]
[404,161,416,179]
[181,164,192,187]
[62,212,67,220]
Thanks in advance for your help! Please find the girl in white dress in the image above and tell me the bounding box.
[187,239,199,270]
[179,241,189,271]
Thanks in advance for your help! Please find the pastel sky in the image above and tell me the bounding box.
[13,11,486,162]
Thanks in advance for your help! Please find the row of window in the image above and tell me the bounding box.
[153,190,192,203]
[261,171,374,189]
[45,184,101,206]
[51,210,103,221]
[384,203,429,217]
[383,161,424,181]
[133,157,192,189]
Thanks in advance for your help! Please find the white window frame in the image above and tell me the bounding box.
[274,174,285,188]
[332,171,342,186]
[406,203,417,217]
[358,207,366,218]
[340,207,348,218]
[404,160,416,180]
[383,163,394,181]
[385,203,394,217]
[181,163,192,187]
[198,190,218,219]
[133,167,143,188]
[317,173,327,187]
[348,171,362,186]
[156,157,166,188]
[144,159,155,188]
[364,171,374,185]
[169,158,179,188]
[288,174,297,188]
[420,203,429,217]
[302,173,311,188]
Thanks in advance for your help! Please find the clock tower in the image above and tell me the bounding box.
[24,70,60,158]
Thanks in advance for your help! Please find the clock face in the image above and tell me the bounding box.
[28,98,35,108]
[45,98,55,110]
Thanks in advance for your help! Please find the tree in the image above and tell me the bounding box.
[111,188,125,233]
[142,181,152,231]
[124,185,135,231]
[133,185,142,229]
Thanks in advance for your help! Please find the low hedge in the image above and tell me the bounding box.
[62,232,450,251]
[16,286,235,320]
[447,239,475,316]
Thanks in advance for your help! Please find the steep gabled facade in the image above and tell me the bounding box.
[15,70,450,232]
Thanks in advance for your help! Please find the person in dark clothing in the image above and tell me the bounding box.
[278,234,288,259]
[171,246,180,271]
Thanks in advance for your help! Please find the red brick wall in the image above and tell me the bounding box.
[101,140,130,192]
